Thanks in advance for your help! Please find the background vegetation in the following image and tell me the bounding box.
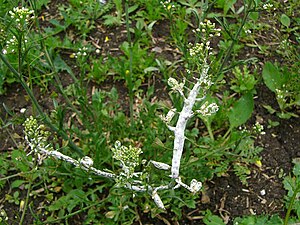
[0,0,299,224]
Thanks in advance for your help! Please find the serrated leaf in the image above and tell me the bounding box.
[293,162,300,177]
[228,92,254,128]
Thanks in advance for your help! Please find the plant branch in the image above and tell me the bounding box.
[171,64,210,178]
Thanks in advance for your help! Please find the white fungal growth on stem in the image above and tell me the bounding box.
[169,64,210,178]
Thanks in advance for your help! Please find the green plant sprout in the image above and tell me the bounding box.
[262,61,300,119]
[283,159,300,225]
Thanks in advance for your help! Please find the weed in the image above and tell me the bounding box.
[0,0,299,224]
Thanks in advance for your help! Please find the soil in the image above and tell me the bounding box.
[0,1,300,225]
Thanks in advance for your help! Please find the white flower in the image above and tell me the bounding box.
[20,108,26,113]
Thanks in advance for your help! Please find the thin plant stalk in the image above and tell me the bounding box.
[284,183,300,225]
[41,201,105,224]
[19,179,32,225]
[203,118,215,141]
[215,0,254,81]
[125,0,134,127]
[28,0,80,115]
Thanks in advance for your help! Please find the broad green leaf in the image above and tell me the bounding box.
[280,14,291,27]
[262,62,285,92]
[228,92,254,128]
[249,11,259,21]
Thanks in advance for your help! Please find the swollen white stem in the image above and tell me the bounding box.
[171,64,209,178]
[31,146,116,179]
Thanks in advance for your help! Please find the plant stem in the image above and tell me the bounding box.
[0,171,32,182]
[125,1,134,127]
[41,201,105,224]
[215,0,254,81]
[284,183,300,225]
[204,119,215,141]
[19,180,32,225]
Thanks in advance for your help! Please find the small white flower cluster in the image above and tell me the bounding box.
[9,7,35,29]
[0,26,5,41]
[73,47,89,58]
[196,101,219,117]
[2,35,18,54]
[253,122,266,135]
[193,20,221,38]
[198,70,213,88]
[1,7,33,55]
[23,116,53,164]
[0,209,8,222]
[168,77,185,94]
[262,3,275,10]
[188,20,221,62]
[188,41,212,58]
[160,0,175,11]
[111,141,143,182]
[275,88,287,101]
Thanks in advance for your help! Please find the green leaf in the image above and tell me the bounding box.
[262,62,285,92]
[54,55,74,76]
[48,196,68,211]
[144,66,159,73]
[228,92,254,128]
[11,180,25,189]
[224,0,237,14]
[280,14,291,27]
[233,215,282,225]
[293,162,300,177]
[203,210,225,225]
